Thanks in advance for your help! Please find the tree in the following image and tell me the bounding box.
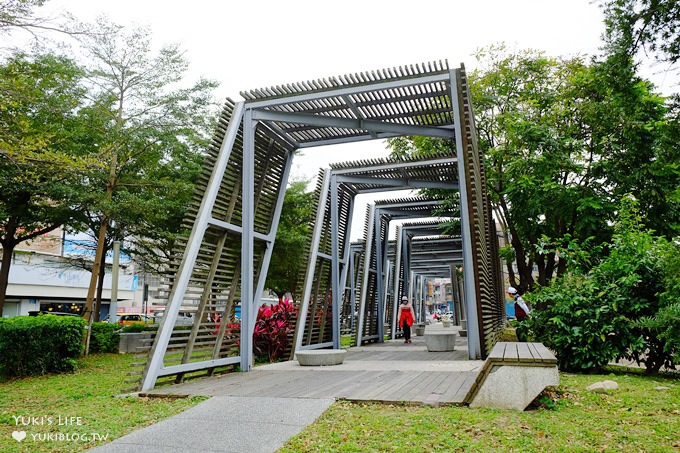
[581,50,679,239]
[0,51,91,316]
[1,0,88,42]
[599,1,680,236]
[73,17,219,320]
[600,0,680,65]
[1,0,48,34]
[265,180,315,302]
[389,44,677,293]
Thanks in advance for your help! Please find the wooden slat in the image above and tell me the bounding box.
[503,343,519,362]
[529,342,558,364]
[517,343,535,363]
[487,341,506,361]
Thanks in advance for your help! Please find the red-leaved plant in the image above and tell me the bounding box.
[253,298,297,362]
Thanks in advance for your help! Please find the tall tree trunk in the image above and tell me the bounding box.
[0,218,19,317]
[94,249,107,322]
[82,217,109,321]
[0,241,16,317]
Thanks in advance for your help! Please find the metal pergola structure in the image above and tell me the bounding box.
[357,197,454,345]
[291,163,458,351]
[138,61,503,391]
[392,222,464,333]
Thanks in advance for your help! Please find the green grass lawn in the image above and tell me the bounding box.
[1,353,678,452]
[281,370,680,452]
[0,354,205,452]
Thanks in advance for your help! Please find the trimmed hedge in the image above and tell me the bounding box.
[0,315,85,377]
[89,322,120,353]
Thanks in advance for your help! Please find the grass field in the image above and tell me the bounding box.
[0,354,205,452]
[1,354,678,452]
[281,370,679,452]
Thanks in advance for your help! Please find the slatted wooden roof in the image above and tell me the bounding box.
[241,61,454,149]
[329,153,458,195]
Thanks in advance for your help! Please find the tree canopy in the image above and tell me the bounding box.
[600,0,680,64]
[265,180,315,302]
[71,17,219,318]
[0,51,92,315]
[388,44,679,292]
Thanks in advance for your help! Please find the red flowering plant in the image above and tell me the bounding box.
[253,297,297,362]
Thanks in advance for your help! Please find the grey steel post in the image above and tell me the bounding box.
[348,247,357,332]
[357,204,375,346]
[383,259,392,334]
[450,68,481,359]
[293,169,330,353]
[141,102,244,391]
[374,208,384,341]
[338,194,356,322]
[240,108,256,371]
[253,149,294,314]
[391,226,403,339]
[330,174,341,348]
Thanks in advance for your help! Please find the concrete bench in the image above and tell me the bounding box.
[295,349,347,366]
[424,330,457,351]
[465,342,559,411]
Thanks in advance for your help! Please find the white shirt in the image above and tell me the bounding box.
[515,295,530,315]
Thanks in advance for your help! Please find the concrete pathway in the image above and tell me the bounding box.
[91,396,334,453]
[93,323,476,452]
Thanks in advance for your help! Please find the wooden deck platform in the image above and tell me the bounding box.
[144,325,484,406]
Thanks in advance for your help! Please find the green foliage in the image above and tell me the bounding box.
[601,0,680,65]
[0,315,85,377]
[634,235,680,364]
[0,51,93,315]
[266,180,315,301]
[88,322,120,353]
[119,323,158,333]
[528,202,680,373]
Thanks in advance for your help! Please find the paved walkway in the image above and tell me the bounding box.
[93,324,480,452]
[91,396,334,453]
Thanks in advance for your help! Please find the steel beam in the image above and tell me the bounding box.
[252,109,454,139]
[141,102,245,392]
[240,108,256,371]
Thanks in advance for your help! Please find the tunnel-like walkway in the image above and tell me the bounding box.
[136,61,503,392]
[144,323,481,406]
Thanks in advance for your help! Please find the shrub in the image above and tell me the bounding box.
[528,211,679,374]
[120,323,158,333]
[528,274,628,371]
[0,315,85,377]
[253,298,296,362]
[89,322,120,353]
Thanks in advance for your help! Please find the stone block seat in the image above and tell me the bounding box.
[424,329,457,351]
[295,349,347,366]
[465,342,559,411]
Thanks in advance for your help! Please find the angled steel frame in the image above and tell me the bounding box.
[141,62,503,391]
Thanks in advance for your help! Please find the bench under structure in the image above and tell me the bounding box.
[464,342,559,411]
[295,349,347,366]
[424,330,457,351]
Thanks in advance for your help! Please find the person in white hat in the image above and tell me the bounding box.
[508,287,530,320]
[508,287,530,341]
[397,295,415,344]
